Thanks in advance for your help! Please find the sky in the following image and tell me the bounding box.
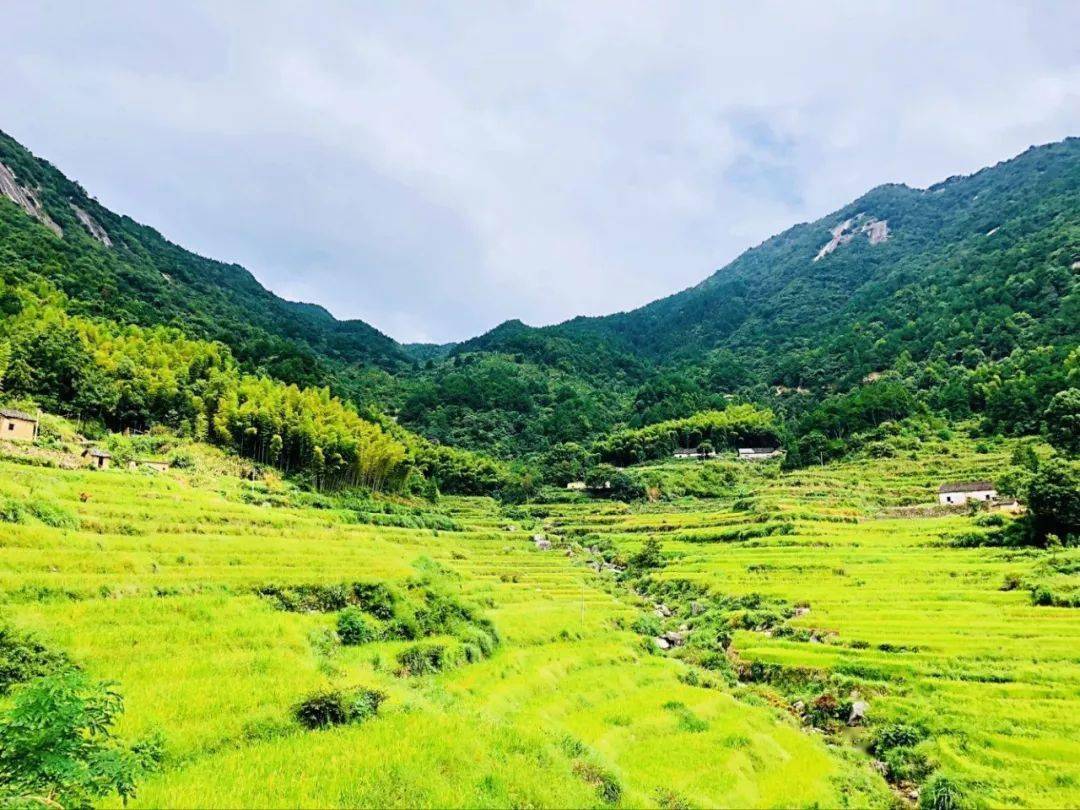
[5,2,1079,343]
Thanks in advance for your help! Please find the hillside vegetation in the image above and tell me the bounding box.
[1,131,1076,465]
[0,427,1076,807]
[0,129,1077,809]
[414,140,1079,459]
[0,131,407,394]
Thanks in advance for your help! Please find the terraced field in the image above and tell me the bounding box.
[0,457,883,808]
[529,445,1080,807]
[1,435,1076,807]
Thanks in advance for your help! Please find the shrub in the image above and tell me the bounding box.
[382,616,421,641]
[1031,585,1054,606]
[881,746,934,783]
[27,500,79,530]
[294,689,352,729]
[169,449,197,469]
[804,691,848,729]
[348,688,388,721]
[1000,573,1023,591]
[293,687,387,729]
[257,581,400,615]
[674,708,709,733]
[336,608,376,646]
[0,671,163,808]
[572,760,622,805]
[654,788,693,809]
[919,773,966,810]
[695,651,733,672]
[631,615,662,636]
[0,625,69,694]
[352,582,398,619]
[458,626,497,658]
[0,498,27,524]
[396,642,460,676]
[629,537,664,571]
[257,583,350,612]
[871,723,932,781]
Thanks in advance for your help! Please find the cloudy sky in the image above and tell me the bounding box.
[6,2,1079,343]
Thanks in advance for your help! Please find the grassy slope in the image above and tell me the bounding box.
[0,459,877,808]
[531,441,1080,807]
[1,436,1077,807]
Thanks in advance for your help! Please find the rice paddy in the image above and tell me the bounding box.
[0,434,1077,807]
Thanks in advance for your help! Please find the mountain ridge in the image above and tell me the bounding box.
[0,128,1076,461]
[0,130,410,383]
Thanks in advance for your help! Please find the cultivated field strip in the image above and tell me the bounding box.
[0,460,883,807]
[534,447,1080,807]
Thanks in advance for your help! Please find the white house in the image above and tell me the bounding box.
[937,481,997,506]
[673,447,717,459]
[737,447,782,461]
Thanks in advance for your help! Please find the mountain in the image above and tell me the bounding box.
[470,139,1079,382]
[0,128,1076,463]
[406,139,1078,455]
[0,130,410,392]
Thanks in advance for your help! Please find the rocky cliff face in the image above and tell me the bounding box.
[70,203,112,246]
[0,160,62,236]
[813,213,889,261]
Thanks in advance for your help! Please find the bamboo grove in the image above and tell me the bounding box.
[0,283,407,491]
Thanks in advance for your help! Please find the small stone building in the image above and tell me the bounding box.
[937,481,997,506]
[737,447,782,461]
[0,408,38,442]
[82,448,112,470]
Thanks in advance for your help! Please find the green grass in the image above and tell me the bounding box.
[0,433,1076,807]
[537,437,1080,807]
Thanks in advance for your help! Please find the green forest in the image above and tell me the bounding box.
[0,130,1076,498]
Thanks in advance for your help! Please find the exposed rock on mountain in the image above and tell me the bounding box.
[0,160,62,236]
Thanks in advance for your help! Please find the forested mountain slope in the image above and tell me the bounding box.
[0,129,1075,463]
[428,139,1077,455]
[470,138,1079,385]
[0,130,409,389]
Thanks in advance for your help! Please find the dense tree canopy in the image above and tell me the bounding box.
[0,128,1076,476]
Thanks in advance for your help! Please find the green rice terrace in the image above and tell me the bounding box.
[0,434,1077,808]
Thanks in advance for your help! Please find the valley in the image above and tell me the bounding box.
[0,127,1075,809]
[1,432,1076,807]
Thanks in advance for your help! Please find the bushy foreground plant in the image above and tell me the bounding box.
[395,642,462,676]
[871,723,933,783]
[0,670,163,808]
[571,760,622,805]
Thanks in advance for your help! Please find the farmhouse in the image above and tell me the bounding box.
[673,447,716,459]
[82,447,112,469]
[737,447,782,461]
[129,459,170,473]
[0,408,38,442]
[565,481,587,491]
[937,481,997,506]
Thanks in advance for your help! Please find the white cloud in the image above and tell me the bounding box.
[3,1,1078,342]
